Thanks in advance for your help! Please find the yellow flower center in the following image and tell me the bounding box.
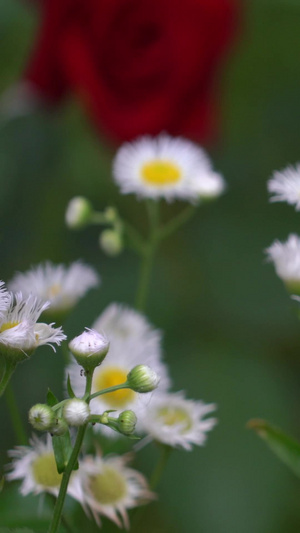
[47,284,61,299]
[88,467,127,504]
[141,160,181,186]
[32,452,62,488]
[93,367,135,408]
[0,321,19,333]
[158,407,192,432]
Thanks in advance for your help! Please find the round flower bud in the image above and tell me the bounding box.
[99,229,123,257]
[28,404,55,431]
[117,410,137,435]
[65,196,93,229]
[103,206,118,224]
[63,399,90,427]
[50,417,69,436]
[69,329,110,371]
[127,365,160,393]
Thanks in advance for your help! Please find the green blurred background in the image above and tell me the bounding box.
[2,0,300,531]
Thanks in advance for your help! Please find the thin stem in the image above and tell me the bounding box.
[89,382,129,401]
[0,359,17,398]
[48,370,94,533]
[159,205,196,241]
[135,247,156,312]
[150,444,172,489]
[5,383,27,445]
[122,220,147,256]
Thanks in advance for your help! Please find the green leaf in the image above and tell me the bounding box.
[46,388,58,407]
[248,419,300,478]
[67,374,75,398]
[52,431,78,474]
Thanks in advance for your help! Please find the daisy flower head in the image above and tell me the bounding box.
[141,392,217,451]
[266,234,300,293]
[113,133,225,203]
[0,292,65,362]
[66,304,170,434]
[268,163,300,210]
[70,453,154,528]
[7,435,63,497]
[8,261,99,316]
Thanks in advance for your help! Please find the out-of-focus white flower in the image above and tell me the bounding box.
[141,392,217,450]
[8,261,99,315]
[69,329,109,370]
[266,234,300,292]
[65,197,93,229]
[63,399,90,427]
[7,436,66,497]
[0,292,65,361]
[66,303,170,435]
[70,453,154,528]
[268,164,300,210]
[113,134,225,203]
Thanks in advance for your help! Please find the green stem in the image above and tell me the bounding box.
[0,359,17,398]
[89,382,129,401]
[150,444,172,490]
[48,370,94,533]
[159,206,196,241]
[5,383,27,445]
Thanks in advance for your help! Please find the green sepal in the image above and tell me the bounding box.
[52,431,78,474]
[46,388,58,407]
[67,374,75,399]
[248,419,300,478]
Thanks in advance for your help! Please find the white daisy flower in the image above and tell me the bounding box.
[7,435,67,497]
[8,261,99,315]
[70,453,154,528]
[0,292,66,361]
[0,281,10,319]
[141,392,217,451]
[113,134,225,203]
[268,164,300,210]
[265,234,300,290]
[66,304,170,434]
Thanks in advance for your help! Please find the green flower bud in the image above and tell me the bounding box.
[65,196,93,229]
[68,329,109,371]
[28,404,55,431]
[50,417,69,436]
[117,410,137,435]
[99,229,123,257]
[127,365,160,393]
[63,399,90,427]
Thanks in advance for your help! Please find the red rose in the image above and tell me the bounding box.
[24,0,239,144]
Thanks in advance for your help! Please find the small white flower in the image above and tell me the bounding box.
[141,392,217,450]
[0,281,10,319]
[70,453,154,528]
[63,399,90,427]
[265,234,300,284]
[0,292,65,360]
[66,303,170,435]
[113,133,225,203]
[268,164,300,210]
[65,196,93,229]
[7,435,64,496]
[69,328,110,370]
[8,261,99,314]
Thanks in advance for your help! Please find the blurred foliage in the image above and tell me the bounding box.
[2,0,300,532]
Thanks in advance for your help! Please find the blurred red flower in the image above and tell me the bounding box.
[24,0,239,144]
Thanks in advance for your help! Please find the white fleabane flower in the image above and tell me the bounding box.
[141,392,217,450]
[0,281,10,319]
[268,164,300,210]
[66,304,170,435]
[0,293,65,361]
[70,453,154,528]
[113,134,225,203]
[8,261,99,315]
[7,435,67,497]
[266,234,300,292]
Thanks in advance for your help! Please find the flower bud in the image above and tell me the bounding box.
[65,196,93,229]
[117,410,137,435]
[50,417,69,436]
[99,229,123,257]
[69,329,109,371]
[63,399,90,426]
[28,404,55,431]
[127,365,160,393]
